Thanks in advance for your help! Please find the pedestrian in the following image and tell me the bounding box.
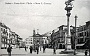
[40,46,41,51]
[33,44,36,52]
[53,46,56,54]
[7,45,12,56]
[88,40,90,56]
[43,45,46,53]
[29,46,33,54]
[25,46,27,51]
[85,49,88,56]
[89,48,90,56]
[36,46,39,54]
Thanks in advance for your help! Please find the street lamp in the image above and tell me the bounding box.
[65,0,74,50]
[74,15,78,55]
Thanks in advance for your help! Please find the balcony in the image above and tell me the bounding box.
[1,34,8,38]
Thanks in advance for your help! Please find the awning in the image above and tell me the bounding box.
[76,44,85,46]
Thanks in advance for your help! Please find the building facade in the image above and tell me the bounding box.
[0,22,9,48]
[50,25,75,49]
[70,21,90,49]
[25,36,33,48]
[0,22,22,49]
[51,25,68,49]
[33,34,43,46]
[33,29,43,46]
[76,21,90,49]
[46,21,90,49]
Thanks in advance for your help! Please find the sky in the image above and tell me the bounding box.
[0,0,90,40]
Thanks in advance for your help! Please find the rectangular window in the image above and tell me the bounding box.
[87,31,89,37]
[1,28,2,31]
[85,32,87,36]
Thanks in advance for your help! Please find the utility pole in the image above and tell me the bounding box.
[74,15,78,55]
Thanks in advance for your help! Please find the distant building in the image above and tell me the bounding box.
[25,29,50,48]
[16,35,23,48]
[32,29,43,46]
[19,41,25,48]
[25,36,33,48]
[43,31,52,42]
[43,37,48,44]
[33,35,43,46]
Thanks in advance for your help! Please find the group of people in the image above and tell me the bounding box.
[28,44,57,54]
[28,44,46,54]
[7,44,90,56]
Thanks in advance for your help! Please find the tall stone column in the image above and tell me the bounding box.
[64,0,74,51]
[65,14,72,50]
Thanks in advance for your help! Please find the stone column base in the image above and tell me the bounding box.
[60,49,74,54]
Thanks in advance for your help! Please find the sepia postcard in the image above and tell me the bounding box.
[0,0,90,56]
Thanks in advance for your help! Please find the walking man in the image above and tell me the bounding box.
[36,45,39,54]
[43,45,46,53]
[29,46,33,54]
[40,45,41,51]
[53,46,56,54]
[85,49,88,56]
[7,45,12,56]
[25,46,27,51]
[89,40,90,56]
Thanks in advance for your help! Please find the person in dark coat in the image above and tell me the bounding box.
[36,46,39,54]
[85,49,88,56]
[43,45,46,53]
[29,46,33,54]
[7,45,12,56]
[36,43,39,54]
[53,46,56,54]
[25,46,27,51]
[85,39,90,56]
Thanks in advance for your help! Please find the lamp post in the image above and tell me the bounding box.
[74,15,78,55]
[51,30,54,48]
[65,0,74,50]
